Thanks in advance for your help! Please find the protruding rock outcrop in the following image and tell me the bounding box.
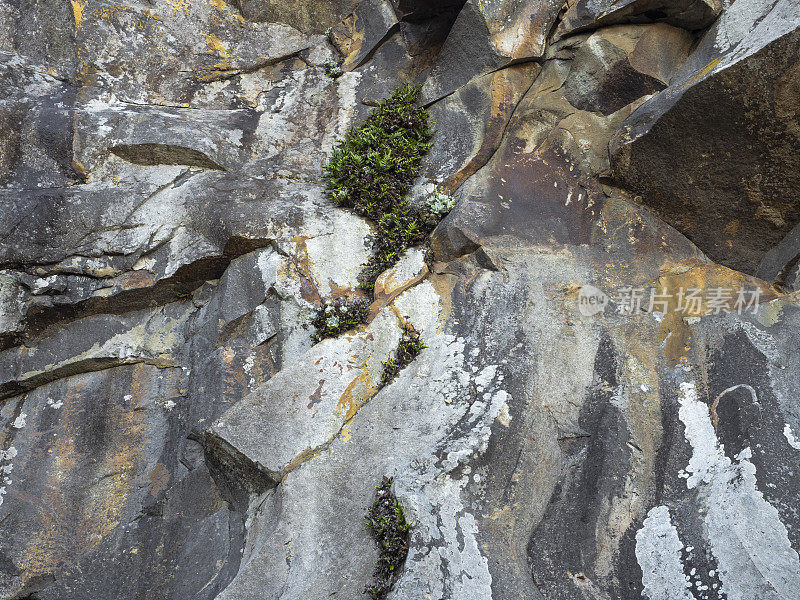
[611,0,800,274]
[558,0,723,37]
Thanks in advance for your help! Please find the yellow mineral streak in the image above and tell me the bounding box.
[165,0,191,16]
[18,368,154,588]
[656,263,780,364]
[206,33,229,57]
[70,0,87,29]
[685,57,722,87]
[336,368,375,421]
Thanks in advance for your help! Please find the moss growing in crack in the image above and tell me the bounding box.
[310,297,370,342]
[364,477,411,600]
[323,59,343,79]
[426,187,455,216]
[324,84,440,293]
[380,323,425,387]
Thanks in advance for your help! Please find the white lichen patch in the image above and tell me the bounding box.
[11,413,26,429]
[0,446,17,509]
[784,424,800,450]
[0,447,17,462]
[676,380,800,599]
[636,505,694,600]
[303,212,371,297]
[46,397,63,409]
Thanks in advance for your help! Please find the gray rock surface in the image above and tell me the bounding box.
[2,1,800,600]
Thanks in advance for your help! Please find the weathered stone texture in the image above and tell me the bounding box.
[2,1,800,599]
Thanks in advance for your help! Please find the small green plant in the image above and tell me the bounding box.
[310,297,370,342]
[323,59,343,79]
[426,188,455,216]
[380,324,425,387]
[364,477,412,600]
[324,84,442,293]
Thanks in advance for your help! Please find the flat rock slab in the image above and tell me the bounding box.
[207,310,402,481]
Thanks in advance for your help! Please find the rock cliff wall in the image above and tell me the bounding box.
[1,1,800,599]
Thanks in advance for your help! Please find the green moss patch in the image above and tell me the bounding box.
[310,297,370,342]
[380,324,425,387]
[324,84,441,293]
[364,477,412,600]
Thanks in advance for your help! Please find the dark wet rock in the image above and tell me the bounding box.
[0,0,77,79]
[558,0,723,37]
[0,52,79,188]
[611,0,800,275]
[391,0,465,21]
[431,23,694,260]
[0,365,242,600]
[418,62,538,195]
[758,219,800,291]
[563,24,693,116]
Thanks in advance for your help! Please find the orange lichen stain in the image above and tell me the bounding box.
[370,265,429,321]
[441,63,537,194]
[723,219,740,236]
[220,346,245,403]
[432,265,480,331]
[18,368,154,588]
[117,269,157,291]
[148,463,170,498]
[331,13,365,69]
[336,369,375,421]
[284,236,322,305]
[206,33,228,54]
[70,0,88,30]
[656,263,780,364]
[165,0,191,16]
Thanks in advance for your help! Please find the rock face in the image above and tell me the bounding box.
[557,0,723,36]
[611,0,800,276]
[2,1,800,600]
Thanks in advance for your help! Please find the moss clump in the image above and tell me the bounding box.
[364,477,411,600]
[426,188,455,216]
[310,297,370,342]
[380,324,425,387]
[323,59,343,79]
[323,84,437,293]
